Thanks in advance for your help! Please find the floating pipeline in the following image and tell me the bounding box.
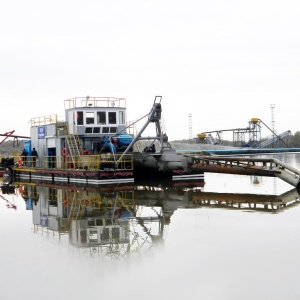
[177,148,300,156]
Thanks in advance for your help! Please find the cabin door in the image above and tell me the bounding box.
[68,111,75,134]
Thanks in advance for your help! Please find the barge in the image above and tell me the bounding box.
[8,96,204,186]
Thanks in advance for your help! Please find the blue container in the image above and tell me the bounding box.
[24,140,31,156]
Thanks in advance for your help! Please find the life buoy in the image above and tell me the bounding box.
[62,148,66,156]
[82,150,91,155]
[18,157,23,167]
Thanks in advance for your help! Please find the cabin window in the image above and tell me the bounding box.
[110,127,117,133]
[97,112,106,125]
[101,228,110,241]
[89,230,98,243]
[48,188,57,202]
[108,112,116,124]
[86,112,94,124]
[102,127,109,133]
[93,127,100,133]
[112,227,120,239]
[85,128,92,133]
[77,111,83,125]
[119,111,125,124]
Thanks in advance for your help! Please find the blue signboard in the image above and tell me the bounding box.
[38,126,46,139]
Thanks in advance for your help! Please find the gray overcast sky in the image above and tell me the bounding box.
[1,0,299,141]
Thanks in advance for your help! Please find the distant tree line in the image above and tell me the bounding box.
[286,131,300,148]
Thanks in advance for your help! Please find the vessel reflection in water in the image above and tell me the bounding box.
[5,174,297,260]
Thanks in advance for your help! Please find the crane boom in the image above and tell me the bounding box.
[0,131,30,145]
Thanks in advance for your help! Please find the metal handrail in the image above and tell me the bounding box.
[29,114,65,127]
[7,153,133,171]
[64,97,126,110]
[44,154,133,171]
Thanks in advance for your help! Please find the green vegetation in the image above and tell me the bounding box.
[287,132,300,148]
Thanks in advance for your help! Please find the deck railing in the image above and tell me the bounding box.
[64,97,126,110]
[29,114,65,127]
[11,154,133,171]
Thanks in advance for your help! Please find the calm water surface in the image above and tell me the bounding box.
[1,153,300,300]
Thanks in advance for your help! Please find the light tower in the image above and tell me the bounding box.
[270,104,275,147]
[189,113,192,140]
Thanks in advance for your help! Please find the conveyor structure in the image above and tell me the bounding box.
[198,118,290,148]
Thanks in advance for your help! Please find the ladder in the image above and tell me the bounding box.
[65,126,82,168]
[68,192,81,224]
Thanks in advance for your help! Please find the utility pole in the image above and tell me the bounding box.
[270,104,275,147]
[189,113,192,140]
